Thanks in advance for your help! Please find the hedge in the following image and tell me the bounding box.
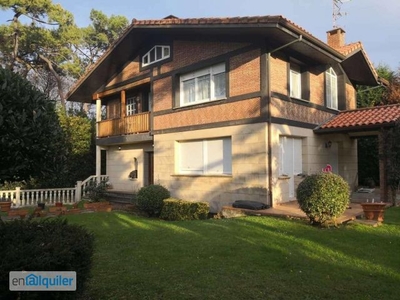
[160,198,209,221]
[0,218,94,299]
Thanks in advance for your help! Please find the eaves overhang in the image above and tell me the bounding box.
[340,49,379,86]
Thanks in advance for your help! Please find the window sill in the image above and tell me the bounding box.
[171,174,232,178]
[290,97,309,103]
[326,107,339,112]
[179,97,227,109]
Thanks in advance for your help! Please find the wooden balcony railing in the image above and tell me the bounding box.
[98,112,150,138]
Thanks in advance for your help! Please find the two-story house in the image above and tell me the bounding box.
[67,15,381,212]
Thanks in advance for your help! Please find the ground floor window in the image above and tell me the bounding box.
[279,136,302,176]
[178,137,232,175]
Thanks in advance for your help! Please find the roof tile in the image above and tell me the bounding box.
[318,105,400,130]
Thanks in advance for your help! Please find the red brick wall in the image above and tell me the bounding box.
[160,40,249,74]
[106,56,150,87]
[309,67,325,106]
[346,82,356,110]
[229,49,260,97]
[270,56,287,95]
[154,98,260,130]
[153,77,173,111]
[271,98,334,125]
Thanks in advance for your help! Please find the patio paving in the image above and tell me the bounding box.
[222,188,391,224]
[222,201,365,224]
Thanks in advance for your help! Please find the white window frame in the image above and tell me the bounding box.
[179,63,226,107]
[326,67,338,110]
[177,137,232,175]
[126,96,137,116]
[142,45,170,67]
[290,65,301,99]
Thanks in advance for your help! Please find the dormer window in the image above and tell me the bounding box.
[142,45,170,67]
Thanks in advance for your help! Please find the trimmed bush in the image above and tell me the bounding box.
[84,180,107,202]
[0,218,94,299]
[296,172,350,225]
[160,198,210,221]
[136,184,170,216]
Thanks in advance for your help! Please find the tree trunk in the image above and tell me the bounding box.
[9,12,22,70]
[38,54,66,109]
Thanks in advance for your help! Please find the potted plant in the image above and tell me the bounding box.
[37,199,48,210]
[361,199,386,222]
[0,196,12,212]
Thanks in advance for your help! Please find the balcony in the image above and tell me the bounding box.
[98,112,150,138]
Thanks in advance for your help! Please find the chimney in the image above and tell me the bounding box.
[327,28,346,49]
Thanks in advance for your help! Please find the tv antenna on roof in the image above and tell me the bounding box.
[333,0,351,28]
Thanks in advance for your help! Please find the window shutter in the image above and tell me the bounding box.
[180,141,204,173]
[301,71,310,100]
[206,139,224,173]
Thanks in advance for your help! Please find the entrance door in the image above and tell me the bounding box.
[148,152,154,185]
[279,137,303,199]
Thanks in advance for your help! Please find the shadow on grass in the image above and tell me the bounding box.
[64,210,400,300]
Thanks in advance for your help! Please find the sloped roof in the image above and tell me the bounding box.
[315,104,400,133]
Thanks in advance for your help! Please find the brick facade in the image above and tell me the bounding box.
[229,49,261,97]
[106,56,150,87]
[153,77,173,112]
[154,98,261,131]
[160,40,249,74]
[271,98,334,125]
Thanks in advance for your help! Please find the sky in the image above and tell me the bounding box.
[1,0,399,70]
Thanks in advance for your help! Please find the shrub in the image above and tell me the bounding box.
[84,180,107,202]
[136,185,170,216]
[0,218,94,299]
[160,198,210,221]
[296,172,350,225]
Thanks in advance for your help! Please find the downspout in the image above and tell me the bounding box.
[266,35,302,207]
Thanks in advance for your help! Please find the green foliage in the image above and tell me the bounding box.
[383,122,400,204]
[0,178,40,190]
[0,218,94,299]
[0,67,65,184]
[357,64,393,108]
[296,173,350,225]
[56,109,96,186]
[136,185,170,217]
[59,109,92,155]
[160,198,210,221]
[357,136,379,187]
[84,180,107,202]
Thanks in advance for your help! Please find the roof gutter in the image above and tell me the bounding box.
[266,35,303,207]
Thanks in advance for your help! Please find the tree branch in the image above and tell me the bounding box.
[38,54,66,109]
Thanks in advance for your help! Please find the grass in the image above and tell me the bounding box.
[61,207,400,300]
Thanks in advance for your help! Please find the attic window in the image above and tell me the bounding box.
[142,45,170,67]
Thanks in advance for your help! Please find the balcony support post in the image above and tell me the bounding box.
[96,97,102,177]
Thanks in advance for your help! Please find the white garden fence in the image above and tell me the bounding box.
[0,175,109,207]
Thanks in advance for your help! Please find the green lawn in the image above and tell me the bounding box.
[64,208,400,300]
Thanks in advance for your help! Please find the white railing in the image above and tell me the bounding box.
[79,175,109,198]
[0,175,109,207]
